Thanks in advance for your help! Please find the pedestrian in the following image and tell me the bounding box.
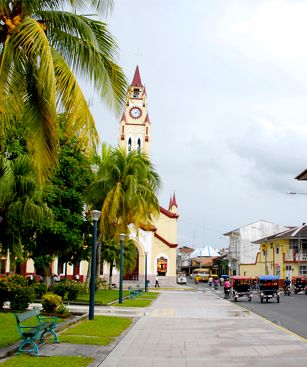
[155,274,160,288]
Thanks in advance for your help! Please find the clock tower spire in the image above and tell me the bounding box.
[119,66,151,155]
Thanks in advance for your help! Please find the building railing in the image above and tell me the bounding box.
[284,251,307,262]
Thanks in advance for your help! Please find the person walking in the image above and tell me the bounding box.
[155,274,160,288]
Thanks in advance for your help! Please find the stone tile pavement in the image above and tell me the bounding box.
[97,290,307,367]
[2,290,307,366]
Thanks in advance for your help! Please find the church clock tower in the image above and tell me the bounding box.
[119,66,151,155]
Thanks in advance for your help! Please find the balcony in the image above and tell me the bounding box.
[284,251,307,262]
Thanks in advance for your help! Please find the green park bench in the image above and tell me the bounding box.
[14,308,59,356]
[128,284,144,298]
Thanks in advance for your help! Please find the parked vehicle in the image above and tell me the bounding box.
[192,270,210,282]
[258,275,280,303]
[231,276,253,302]
[292,276,307,294]
[176,273,187,285]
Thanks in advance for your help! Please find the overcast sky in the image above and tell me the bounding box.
[86,0,307,249]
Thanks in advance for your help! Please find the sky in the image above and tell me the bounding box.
[85,0,307,249]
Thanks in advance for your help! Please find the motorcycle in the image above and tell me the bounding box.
[214,282,219,290]
[284,285,291,296]
[224,287,231,299]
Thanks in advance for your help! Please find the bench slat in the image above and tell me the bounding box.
[15,309,39,323]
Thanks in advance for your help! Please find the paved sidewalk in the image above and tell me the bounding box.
[97,289,307,367]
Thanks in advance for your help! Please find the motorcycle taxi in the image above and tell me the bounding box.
[258,275,280,303]
[231,276,253,302]
[292,276,307,294]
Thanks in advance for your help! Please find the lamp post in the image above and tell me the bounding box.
[89,210,101,320]
[144,251,148,292]
[119,233,125,304]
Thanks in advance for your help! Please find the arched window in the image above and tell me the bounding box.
[128,137,132,152]
[137,138,141,152]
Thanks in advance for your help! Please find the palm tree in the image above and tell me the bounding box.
[0,1,127,179]
[86,145,161,239]
[101,237,137,289]
[0,155,52,268]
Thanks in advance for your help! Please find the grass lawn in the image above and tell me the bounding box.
[0,356,93,367]
[138,292,160,299]
[59,315,132,345]
[114,298,153,307]
[0,312,64,349]
[76,289,129,304]
[0,313,20,348]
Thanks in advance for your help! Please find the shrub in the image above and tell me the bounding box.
[53,281,68,299]
[33,282,48,299]
[66,281,82,301]
[53,279,82,300]
[3,274,36,311]
[41,294,62,313]
[56,303,69,315]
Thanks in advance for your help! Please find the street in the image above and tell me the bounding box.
[188,279,307,340]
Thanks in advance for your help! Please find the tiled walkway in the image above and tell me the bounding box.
[97,290,307,367]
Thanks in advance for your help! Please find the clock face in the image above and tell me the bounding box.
[129,106,142,119]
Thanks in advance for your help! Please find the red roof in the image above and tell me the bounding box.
[154,232,178,248]
[172,192,178,208]
[160,206,179,219]
[121,112,127,122]
[131,65,142,87]
[145,113,151,123]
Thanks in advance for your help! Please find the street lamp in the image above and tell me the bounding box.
[287,191,307,195]
[144,251,148,292]
[89,210,101,320]
[119,233,125,304]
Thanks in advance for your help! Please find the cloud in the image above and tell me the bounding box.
[230,115,307,192]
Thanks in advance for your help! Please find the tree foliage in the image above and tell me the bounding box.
[86,145,161,239]
[0,0,127,179]
[27,116,94,273]
[0,154,52,264]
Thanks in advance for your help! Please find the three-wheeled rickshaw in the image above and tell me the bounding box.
[292,276,307,294]
[231,276,253,302]
[258,275,280,303]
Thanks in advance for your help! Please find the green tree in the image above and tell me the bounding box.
[86,145,161,239]
[101,237,137,289]
[0,0,127,179]
[0,155,52,268]
[26,116,94,276]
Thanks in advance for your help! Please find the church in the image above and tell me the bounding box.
[104,66,179,286]
[1,66,179,286]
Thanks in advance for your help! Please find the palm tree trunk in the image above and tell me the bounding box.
[108,263,113,289]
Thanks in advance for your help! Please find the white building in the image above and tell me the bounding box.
[224,220,288,275]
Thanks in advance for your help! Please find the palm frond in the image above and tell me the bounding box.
[53,49,98,153]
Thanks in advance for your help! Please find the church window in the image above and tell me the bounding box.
[133,88,140,98]
[122,126,124,133]
[137,138,141,152]
[128,137,132,152]
[157,257,167,276]
[146,127,148,135]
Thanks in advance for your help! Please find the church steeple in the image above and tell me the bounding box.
[131,65,143,87]
[119,66,150,155]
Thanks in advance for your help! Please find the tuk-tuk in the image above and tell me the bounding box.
[258,275,280,303]
[231,276,253,302]
[292,276,307,294]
